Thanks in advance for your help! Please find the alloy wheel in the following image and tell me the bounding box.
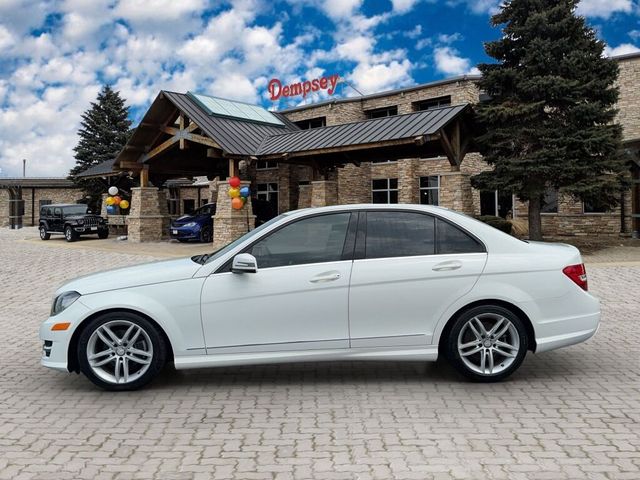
[86,320,153,385]
[457,313,520,376]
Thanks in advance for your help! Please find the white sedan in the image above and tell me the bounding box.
[40,204,600,390]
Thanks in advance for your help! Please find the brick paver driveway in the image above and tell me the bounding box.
[1,228,639,480]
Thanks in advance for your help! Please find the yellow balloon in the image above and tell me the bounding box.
[228,187,240,198]
[105,196,115,206]
[119,199,129,209]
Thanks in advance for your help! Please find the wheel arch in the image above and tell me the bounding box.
[67,308,175,373]
[437,299,536,356]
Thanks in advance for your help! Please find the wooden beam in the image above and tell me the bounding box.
[184,133,221,149]
[141,135,179,163]
[140,166,149,187]
[439,129,459,167]
[179,114,185,150]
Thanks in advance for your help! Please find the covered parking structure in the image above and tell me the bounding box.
[105,90,477,246]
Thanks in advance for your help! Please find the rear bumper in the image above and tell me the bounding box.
[535,310,600,353]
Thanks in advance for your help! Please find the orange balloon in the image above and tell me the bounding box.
[113,196,122,205]
[231,197,243,210]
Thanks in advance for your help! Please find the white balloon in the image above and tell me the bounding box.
[108,186,118,196]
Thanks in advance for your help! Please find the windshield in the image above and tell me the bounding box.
[198,213,288,264]
[63,205,89,216]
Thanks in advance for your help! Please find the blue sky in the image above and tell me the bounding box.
[0,0,638,177]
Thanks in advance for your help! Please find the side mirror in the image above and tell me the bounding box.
[232,253,258,274]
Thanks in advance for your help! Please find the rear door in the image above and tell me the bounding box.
[348,210,487,348]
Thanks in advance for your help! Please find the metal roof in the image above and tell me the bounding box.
[163,92,294,156]
[257,104,469,156]
[75,159,118,178]
[0,177,76,188]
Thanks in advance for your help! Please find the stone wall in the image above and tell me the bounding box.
[127,187,170,242]
[310,181,338,207]
[0,189,9,227]
[0,186,83,227]
[617,54,640,142]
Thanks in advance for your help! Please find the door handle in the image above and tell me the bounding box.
[310,272,341,283]
[432,260,463,272]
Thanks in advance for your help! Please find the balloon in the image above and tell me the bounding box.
[241,196,247,204]
[106,205,117,214]
[231,197,243,210]
[113,196,122,205]
[119,199,129,209]
[108,186,118,196]
[105,196,115,206]
[240,186,250,198]
[228,187,240,198]
[228,176,241,188]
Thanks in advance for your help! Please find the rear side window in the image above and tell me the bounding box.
[436,219,484,254]
[365,211,435,259]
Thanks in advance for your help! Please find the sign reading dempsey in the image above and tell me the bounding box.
[268,74,340,101]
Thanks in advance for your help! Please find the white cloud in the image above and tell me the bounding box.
[320,0,363,19]
[577,0,633,19]
[447,0,501,15]
[350,60,413,93]
[391,0,421,14]
[603,43,640,57]
[405,25,422,39]
[433,46,478,76]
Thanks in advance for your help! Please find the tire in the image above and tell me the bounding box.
[444,305,528,382]
[64,225,77,242]
[77,311,168,391]
[39,225,51,240]
[98,230,109,239]
[200,226,212,243]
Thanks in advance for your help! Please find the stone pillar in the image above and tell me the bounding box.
[311,180,338,207]
[126,187,170,242]
[213,180,256,249]
[0,189,10,227]
[398,159,419,204]
[440,173,474,214]
[298,184,312,209]
[208,178,219,203]
[100,193,108,217]
[338,163,371,204]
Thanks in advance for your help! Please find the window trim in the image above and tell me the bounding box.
[354,208,486,261]
[216,211,356,273]
[371,178,399,204]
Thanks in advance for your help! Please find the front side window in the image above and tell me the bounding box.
[419,176,439,206]
[437,219,484,254]
[371,178,398,204]
[248,213,351,268]
[365,211,435,259]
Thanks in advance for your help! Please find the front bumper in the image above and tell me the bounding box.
[73,225,108,233]
[39,299,90,372]
[169,225,200,240]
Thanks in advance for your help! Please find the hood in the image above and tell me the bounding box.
[55,257,202,296]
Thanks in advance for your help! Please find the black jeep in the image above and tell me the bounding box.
[39,204,109,242]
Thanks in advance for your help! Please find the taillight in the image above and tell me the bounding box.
[563,263,588,291]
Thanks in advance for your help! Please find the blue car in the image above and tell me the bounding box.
[169,203,216,243]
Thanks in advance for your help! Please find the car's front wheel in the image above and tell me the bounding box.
[77,312,167,391]
[444,305,528,382]
[39,225,50,240]
[64,225,77,242]
[200,226,212,243]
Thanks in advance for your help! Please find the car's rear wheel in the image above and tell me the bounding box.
[39,225,50,240]
[444,305,528,382]
[200,226,212,243]
[64,225,77,242]
[77,312,167,391]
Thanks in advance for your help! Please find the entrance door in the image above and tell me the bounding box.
[200,212,355,353]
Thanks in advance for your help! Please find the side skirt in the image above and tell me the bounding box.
[174,346,439,370]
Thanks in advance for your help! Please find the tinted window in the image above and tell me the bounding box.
[249,213,351,268]
[365,212,435,259]
[437,219,484,254]
[62,205,88,216]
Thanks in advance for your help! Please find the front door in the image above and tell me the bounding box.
[200,212,355,353]
[348,211,487,347]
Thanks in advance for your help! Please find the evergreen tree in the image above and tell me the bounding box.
[69,85,132,206]
[471,0,625,240]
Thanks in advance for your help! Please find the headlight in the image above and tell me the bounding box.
[51,291,81,316]
[183,222,197,228]
[77,219,84,225]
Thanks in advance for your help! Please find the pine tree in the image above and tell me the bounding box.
[69,85,132,206]
[471,0,626,240]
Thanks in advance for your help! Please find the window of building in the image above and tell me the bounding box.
[412,95,452,111]
[583,199,609,214]
[167,187,180,215]
[257,182,279,213]
[183,199,195,214]
[436,218,484,254]
[371,178,398,204]
[541,188,558,214]
[419,176,440,206]
[248,213,351,268]
[294,117,326,130]
[365,211,435,259]
[480,191,514,218]
[371,159,396,164]
[256,160,278,170]
[365,106,398,119]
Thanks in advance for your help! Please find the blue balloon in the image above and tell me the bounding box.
[106,205,117,214]
[240,186,250,198]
